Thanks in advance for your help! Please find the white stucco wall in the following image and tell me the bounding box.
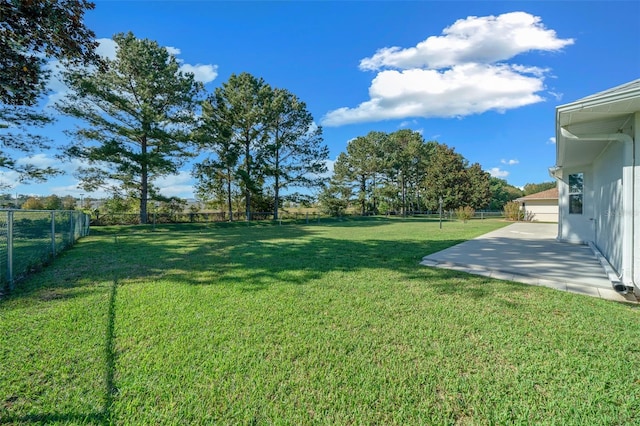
[555,83,640,292]
[592,140,624,274]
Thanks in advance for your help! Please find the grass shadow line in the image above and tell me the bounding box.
[102,275,118,425]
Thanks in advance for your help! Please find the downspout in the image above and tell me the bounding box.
[560,128,636,293]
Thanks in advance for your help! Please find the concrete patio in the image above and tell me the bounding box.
[420,222,638,304]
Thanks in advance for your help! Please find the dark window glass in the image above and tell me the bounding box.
[569,173,583,194]
[568,173,583,214]
[569,194,583,214]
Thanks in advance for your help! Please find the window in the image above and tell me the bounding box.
[568,173,583,214]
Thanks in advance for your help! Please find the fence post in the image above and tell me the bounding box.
[84,212,89,236]
[51,211,56,257]
[7,210,13,290]
[69,212,74,244]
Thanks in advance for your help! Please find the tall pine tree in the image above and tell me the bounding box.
[194,91,240,221]
[261,88,328,220]
[57,32,202,223]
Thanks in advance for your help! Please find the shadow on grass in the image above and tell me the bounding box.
[0,272,118,425]
[133,230,473,291]
[102,276,118,425]
[87,215,454,235]
[0,259,119,426]
[0,218,516,424]
[1,218,512,305]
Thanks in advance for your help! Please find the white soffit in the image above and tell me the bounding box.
[555,79,640,168]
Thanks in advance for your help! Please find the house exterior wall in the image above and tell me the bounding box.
[555,81,640,293]
[558,166,594,244]
[569,112,638,289]
[523,201,558,222]
[592,140,624,274]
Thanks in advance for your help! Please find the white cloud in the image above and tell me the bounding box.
[179,63,218,84]
[0,170,20,189]
[359,12,573,71]
[307,121,320,135]
[12,155,115,197]
[16,153,58,168]
[6,153,196,198]
[167,44,219,84]
[10,154,129,198]
[500,158,519,165]
[548,91,563,101]
[489,167,509,178]
[166,46,181,56]
[55,169,195,199]
[323,12,574,126]
[43,58,73,108]
[49,183,90,196]
[323,64,545,125]
[95,38,118,60]
[548,137,556,144]
[155,171,195,198]
[49,173,123,198]
[399,119,418,128]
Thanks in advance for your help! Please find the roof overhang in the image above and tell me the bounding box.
[555,79,640,170]
[515,197,557,202]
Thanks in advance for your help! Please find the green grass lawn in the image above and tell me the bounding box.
[1,217,639,425]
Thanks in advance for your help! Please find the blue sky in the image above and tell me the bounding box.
[6,0,640,199]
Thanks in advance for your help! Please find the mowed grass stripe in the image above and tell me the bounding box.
[1,218,639,424]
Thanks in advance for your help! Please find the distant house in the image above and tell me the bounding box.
[550,79,640,294]
[516,187,558,222]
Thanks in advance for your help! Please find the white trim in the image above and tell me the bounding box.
[556,79,640,113]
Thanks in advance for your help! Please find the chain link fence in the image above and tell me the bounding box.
[0,210,90,293]
[90,211,329,225]
[88,210,506,226]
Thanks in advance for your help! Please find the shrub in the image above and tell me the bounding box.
[503,201,523,221]
[455,206,475,223]
[318,190,348,217]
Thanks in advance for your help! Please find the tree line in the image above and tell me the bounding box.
[320,130,526,217]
